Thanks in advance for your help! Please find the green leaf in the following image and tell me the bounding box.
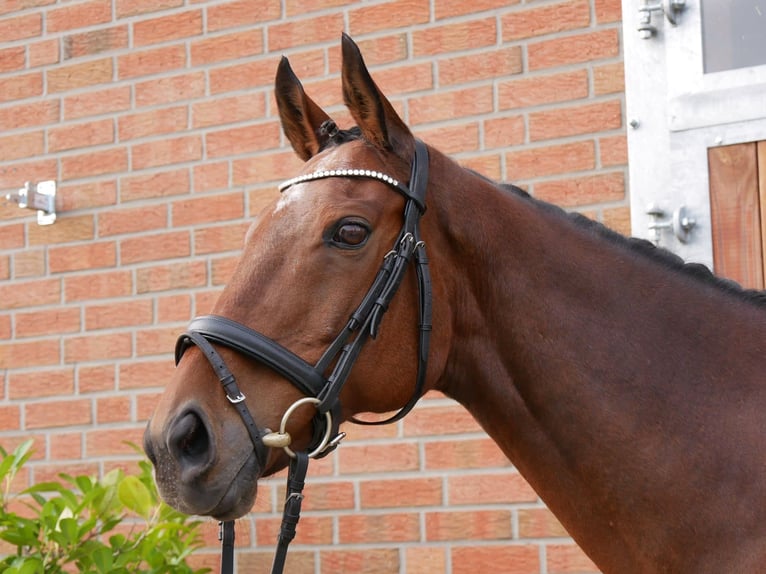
[91,546,114,573]
[118,475,153,519]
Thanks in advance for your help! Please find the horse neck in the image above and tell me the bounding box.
[426,153,766,571]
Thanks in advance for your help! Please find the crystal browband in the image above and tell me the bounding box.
[278,169,405,194]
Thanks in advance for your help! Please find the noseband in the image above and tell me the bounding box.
[174,139,432,574]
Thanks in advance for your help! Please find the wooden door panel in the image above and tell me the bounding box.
[707,143,765,289]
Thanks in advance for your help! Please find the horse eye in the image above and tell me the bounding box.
[332,222,369,248]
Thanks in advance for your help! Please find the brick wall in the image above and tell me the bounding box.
[0,1,626,572]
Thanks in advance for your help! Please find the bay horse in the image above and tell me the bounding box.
[143,34,766,573]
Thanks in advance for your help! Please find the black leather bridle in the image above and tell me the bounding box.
[174,139,432,574]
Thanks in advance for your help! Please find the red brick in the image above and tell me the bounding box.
[48,119,114,152]
[206,122,281,158]
[0,131,43,161]
[0,278,60,309]
[64,332,132,362]
[596,0,622,23]
[120,230,191,264]
[29,38,60,67]
[360,477,442,509]
[0,12,41,42]
[439,47,523,86]
[534,172,625,207]
[85,426,145,456]
[0,46,25,73]
[338,443,419,474]
[78,364,117,393]
[0,405,21,431]
[135,326,182,356]
[529,29,620,71]
[339,513,420,543]
[403,404,482,436]
[191,29,263,66]
[8,368,75,399]
[320,549,400,574]
[48,0,111,32]
[435,0,517,19]
[0,100,59,131]
[414,18,497,56]
[59,179,117,213]
[61,148,128,181]
[452,545,540,574]
[603,205,631,236]
[133,9,202,46]
[136,260,207,293]
[15,308,81,338]
[0,72,43,102]
[119,359,175,390]
[256,515,333,546]
[121,168,190,202]
[192,162,229,193]
[410,86,493,125]
[27,214,95,246]
[171,192,245,227]
[208,0,281,31]
[600,134,628,166]
[0,339,61,369]
[233,151,302,186]
[134,72,205,107]
[47,58,113,92]
[460,154,502,181]
[329,34,407,69]
[64,86,131,120]
[426,510,512,541]
[120,106,188,141]
[267,14,343,51]
[366,62,433,96]
[48,432,84,461]
[209,59,277,95]
[498,70,589,110]
[503,0,590,41]
[131,135,202,170]
[449,472,538,505]
[594,61,625,95]
[238,551,314,574]
[13,249,45,278]
[85,299,153,330]
[506,141,596,180]
[519,507,569,538]
[65,270,132,302]
[192,94,265,129]
[425,437,511,470]
[117,45,186,80]
[484,115,526,149]
[116,0,182,18]
[0,224,24,249]
[64,26,129,59]
[98,204,168,237]
[96,396,132,424]
[49,241,116,273]
[26,399,92,429]
[529,100,622,142]
[348,0,429,35]
[193,222,249,255]
[547,544,600,573]
[157,293,192,322]
[285,0,353,17]
[210,255,238,286]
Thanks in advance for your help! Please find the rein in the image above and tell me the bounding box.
[174,139,431,573]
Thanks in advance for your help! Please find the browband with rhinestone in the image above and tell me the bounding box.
[278,168,415,204]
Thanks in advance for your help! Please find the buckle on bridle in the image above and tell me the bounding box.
[227,392,246,404]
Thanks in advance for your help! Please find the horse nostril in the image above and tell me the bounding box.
[169,410,213,471]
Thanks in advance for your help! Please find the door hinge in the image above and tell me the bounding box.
[638,0,687,39]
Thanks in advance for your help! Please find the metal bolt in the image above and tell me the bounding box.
[629,118,641,129]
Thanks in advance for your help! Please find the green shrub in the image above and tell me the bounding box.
[0,440,210,574]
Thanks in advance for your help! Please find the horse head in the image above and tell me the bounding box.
[143,34,450,520]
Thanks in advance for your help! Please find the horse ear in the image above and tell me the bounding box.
[341,33,413,156]
[275,56,332,161]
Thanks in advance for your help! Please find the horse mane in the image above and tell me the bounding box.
[493,179,766,309]
[317,132,766,309]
